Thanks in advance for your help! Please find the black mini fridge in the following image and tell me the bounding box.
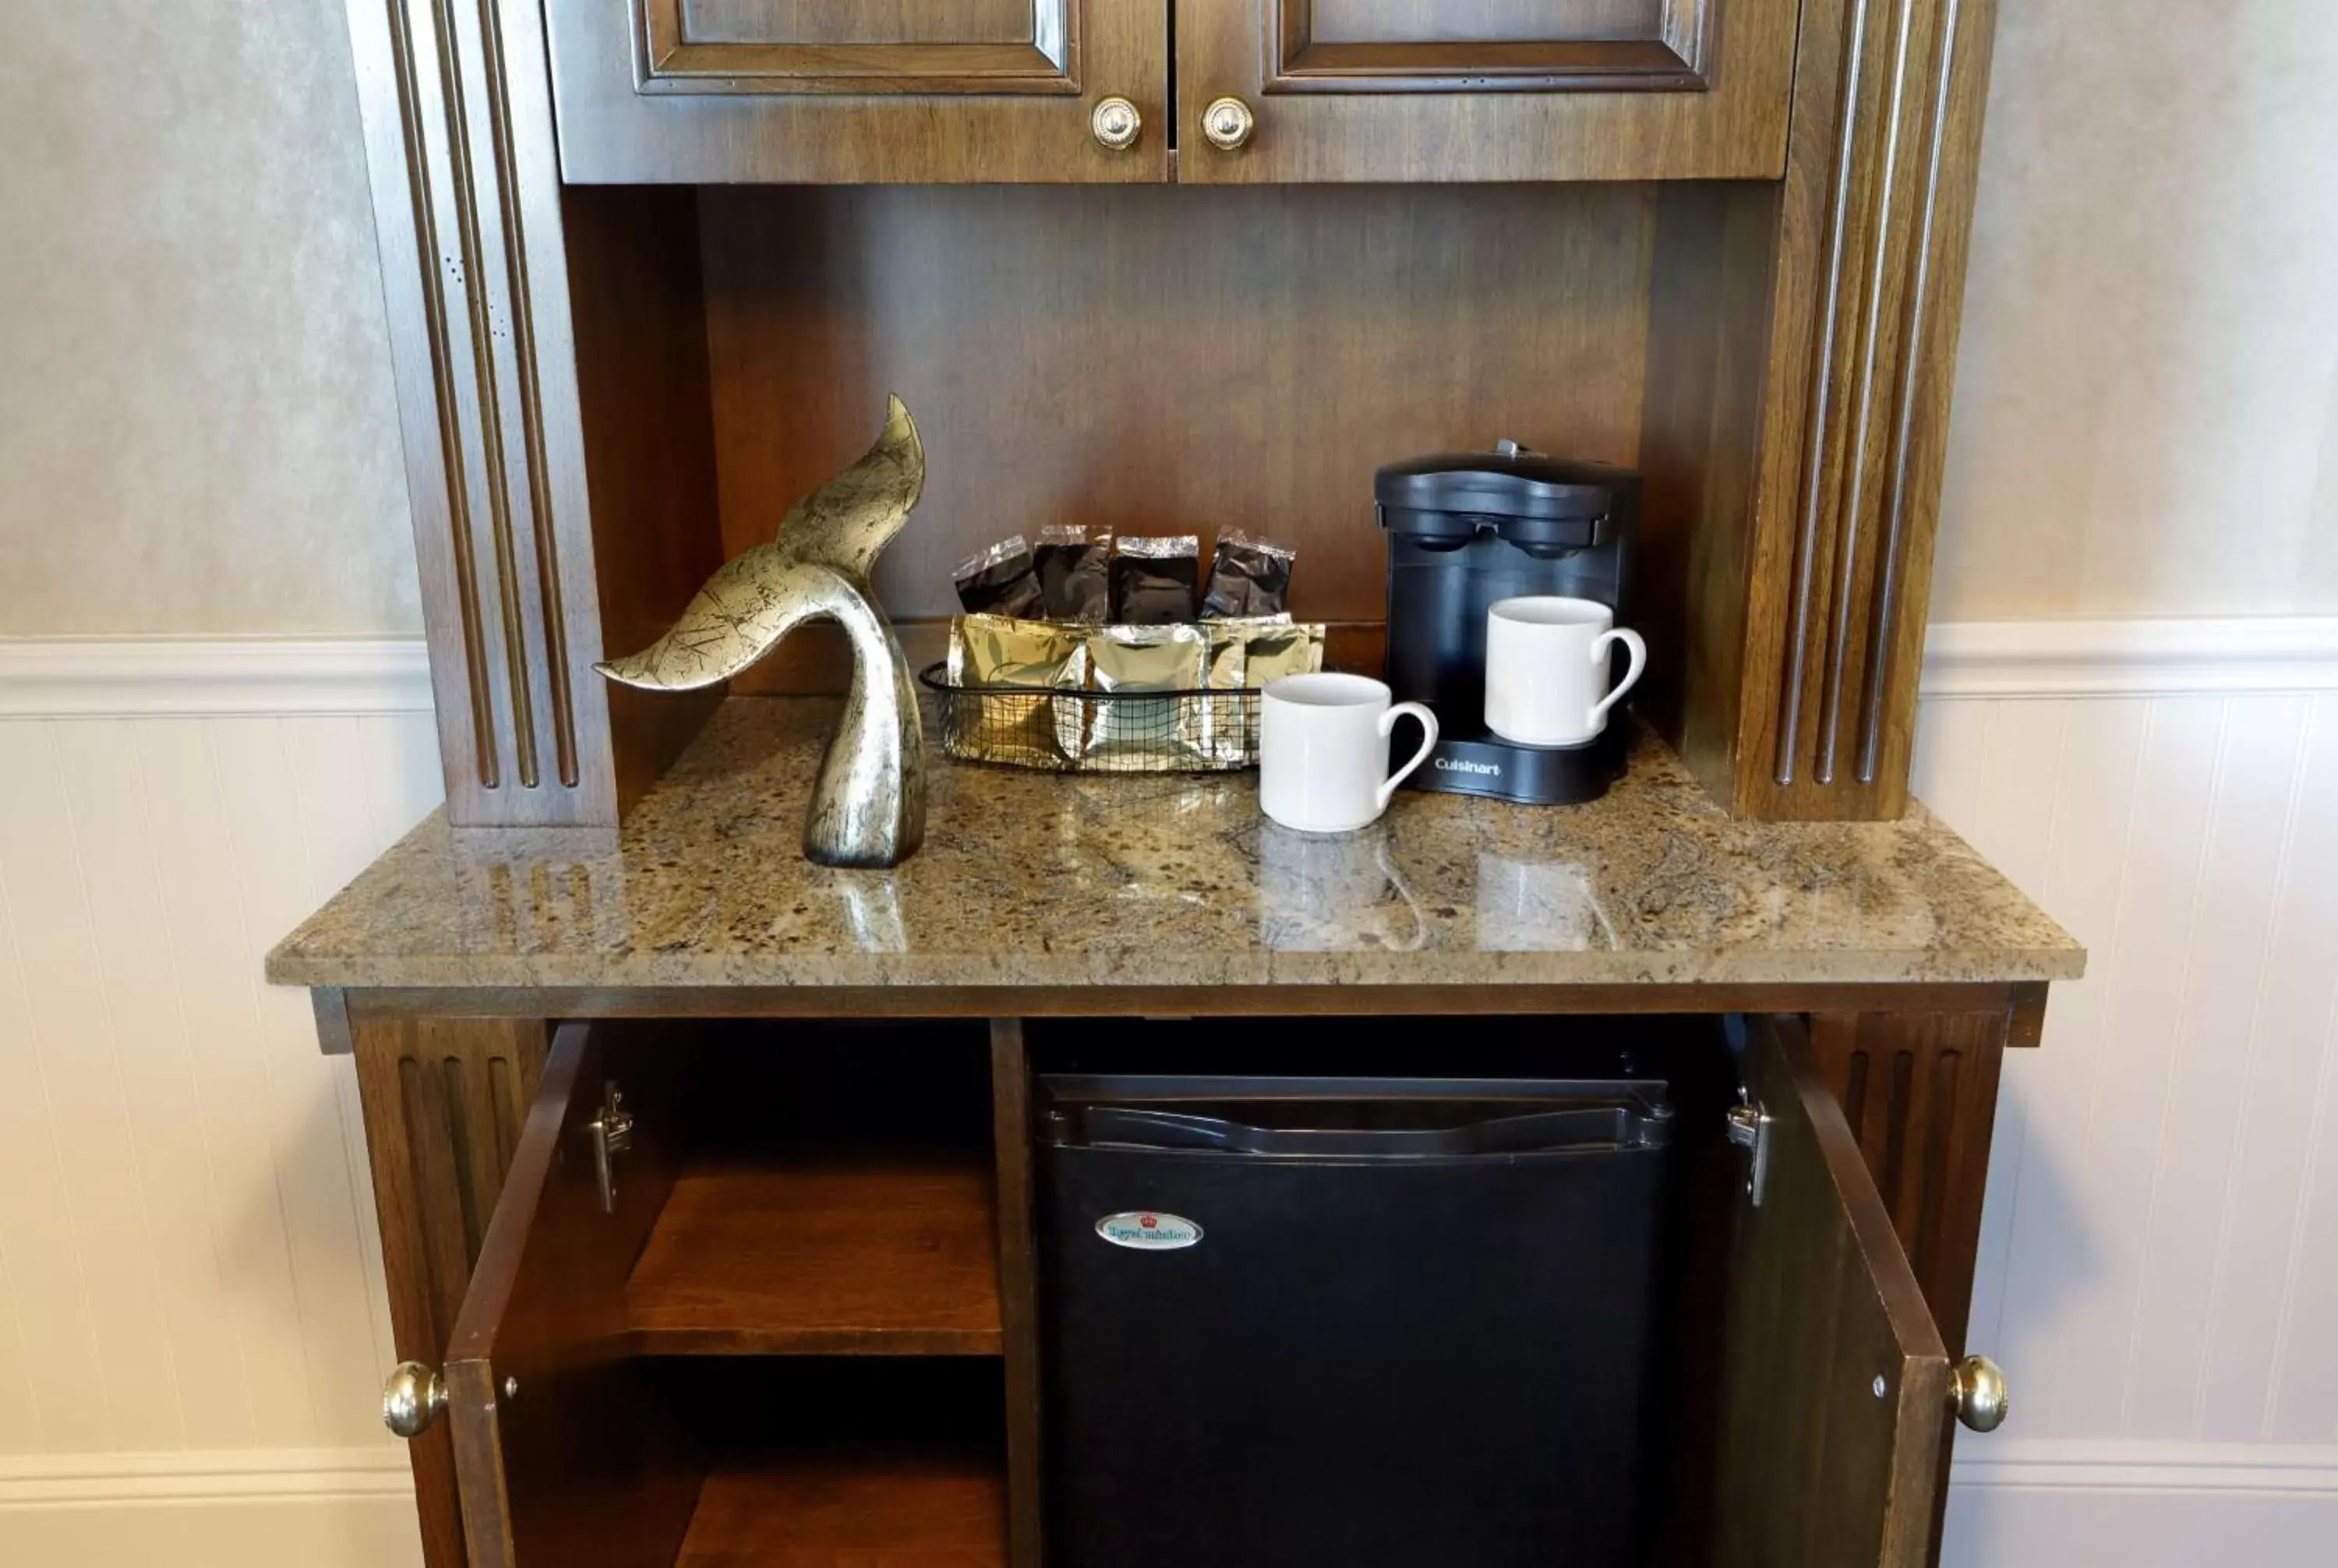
[1038,1075,1676,1568]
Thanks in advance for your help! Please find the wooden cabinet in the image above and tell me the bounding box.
[546,0,1173,181]
[343,0,2004,828]
[433,1019,1028,1566]
[364,1006,2014,1568]
[546,0,1796,183]
[1176,0,1803,182]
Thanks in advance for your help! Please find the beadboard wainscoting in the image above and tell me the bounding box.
[2,626,2337,1566]
[0,639,437,1568]
[1918,620,2338,1567]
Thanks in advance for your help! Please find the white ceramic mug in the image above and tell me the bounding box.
[1483,596,1648,747]
[1259,673,1439,834]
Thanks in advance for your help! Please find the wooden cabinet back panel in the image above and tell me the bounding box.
[694,179,1656,684]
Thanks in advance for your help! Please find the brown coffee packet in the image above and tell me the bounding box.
[1111,535,1200,624]
[1201,530,1298,620]
[952,535,1044,618]
[1034,524,1111,623]
[946,614,1088,768]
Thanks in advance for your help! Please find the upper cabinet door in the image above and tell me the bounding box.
[1716,1017,1955,1568]
[1176,0,1800,182]
[546,0,1171,181]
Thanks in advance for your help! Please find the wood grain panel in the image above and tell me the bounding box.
[1718,1018,1950,1568]
[639,0,1073,95]
[1639,180,1781,793]
[351,1015,547,1568]
[1808,1008,2010,1356]
[1178,0,1787,181]
[1276,0,1708,94]
[1309,0,1663,44]
[990,1021,1043,1568]
[348,980,2036,1022]
[683,0,1038,46]
[341,0,621,825]
[444,1023,698,1568]
[677,1449,1007,1566]
[699,181,1651,659]
[548,0,1167,182]
[558,185,730,814]
[1730,0,2006,819]
[623,1157,1004,1355]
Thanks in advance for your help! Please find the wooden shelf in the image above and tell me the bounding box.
[626,1154,1003,1355]
[676,1448,1005,1567]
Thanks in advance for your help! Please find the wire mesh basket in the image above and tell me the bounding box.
[920,662,1262,773]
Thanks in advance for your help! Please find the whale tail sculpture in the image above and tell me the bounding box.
[595,397,927,868]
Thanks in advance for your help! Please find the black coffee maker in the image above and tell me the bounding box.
[1376,443,1640,805]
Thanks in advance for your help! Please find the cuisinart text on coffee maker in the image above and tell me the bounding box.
[1376,442,1640,805]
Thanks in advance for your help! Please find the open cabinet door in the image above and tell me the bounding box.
[443,1022,694,1568]
[1716,1018,1955,1568]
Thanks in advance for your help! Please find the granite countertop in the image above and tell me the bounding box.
[267,697,2084,993]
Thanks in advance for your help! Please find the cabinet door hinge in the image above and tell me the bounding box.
[586,1081,634,1214]
[1726,1091,1773,1207]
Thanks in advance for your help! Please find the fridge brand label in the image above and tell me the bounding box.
[1096,1211,1203,1251]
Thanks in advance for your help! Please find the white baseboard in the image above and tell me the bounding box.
[0,635,434,718]
[1946,1491,2338,1568]
[1945,1443,2338,1568]
[0,1450,422,1568]
[1953,1439,2338,1496]
[0,1446,414,1506]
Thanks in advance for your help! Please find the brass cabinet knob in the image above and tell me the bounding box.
[1201,96,1256,151]
[1949,1355,2008,1432]
[383,1361,447,1439]
[1091,97,1143,152]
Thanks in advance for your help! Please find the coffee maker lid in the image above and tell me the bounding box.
[1375,443,1639,525]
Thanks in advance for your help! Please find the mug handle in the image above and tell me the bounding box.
[1588,628,1648,729]
[1376,702,1441,812]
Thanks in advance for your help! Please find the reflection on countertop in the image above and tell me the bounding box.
[267,697,2084,992]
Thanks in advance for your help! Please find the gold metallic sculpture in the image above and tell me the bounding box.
[596,397,927,868]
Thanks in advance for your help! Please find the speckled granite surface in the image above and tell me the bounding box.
[267,698,2083,992]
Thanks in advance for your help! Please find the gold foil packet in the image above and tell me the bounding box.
[1078,623,1208,771]
[1200,616,1290,765]
[1244,620,1326,687]
[946,614,1089,768]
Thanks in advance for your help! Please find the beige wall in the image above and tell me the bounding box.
[2,2,2332,633]
[0,1,419,635]
[1934,0,2338,618]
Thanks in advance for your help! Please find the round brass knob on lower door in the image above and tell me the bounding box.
[1949,1355,2009,1432]
[1201,96,1256,151]
[383,1361,447,1439]
[1091,97,1143,152]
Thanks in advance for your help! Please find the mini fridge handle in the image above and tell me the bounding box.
[1047,1102,1672,1158]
